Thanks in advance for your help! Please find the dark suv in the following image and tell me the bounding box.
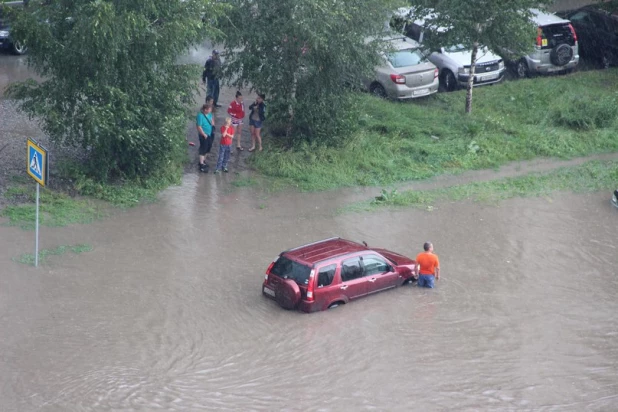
[262,237,419,313]
[0,1,27,55]
[559,5,618,69]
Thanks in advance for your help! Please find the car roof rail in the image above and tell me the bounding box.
[286,237,341,252]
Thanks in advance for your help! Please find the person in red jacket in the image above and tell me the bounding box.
[227,91,245,151]
[214,117,235,174]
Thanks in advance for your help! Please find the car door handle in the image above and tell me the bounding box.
[340,285,348,290]
[368,278,376,283]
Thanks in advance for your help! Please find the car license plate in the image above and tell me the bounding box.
[479,73,498,81]
[413,88,429,96]
[263,287,275,297]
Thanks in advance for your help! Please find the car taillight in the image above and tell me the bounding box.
[390,74,405,84]
[568,23,577,42]
[264,257,278,284]
[434,68,439,79]
[536,27,543,47]
[306,269,315,301]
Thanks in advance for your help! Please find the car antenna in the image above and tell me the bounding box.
[362,241,368,247]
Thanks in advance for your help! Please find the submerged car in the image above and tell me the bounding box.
[368,35,439,100]
[262,237,419,313]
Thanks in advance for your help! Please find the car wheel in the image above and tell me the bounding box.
[370,83,387,99]
[550,43,573,67]
[328,301,344,309]
[440,70,457,92]
[514,59,529,79]
[275,279,301,310]
[11,41,27,55]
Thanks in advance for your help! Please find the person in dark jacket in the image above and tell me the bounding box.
[248,94,266,152]
[202,50,222,107]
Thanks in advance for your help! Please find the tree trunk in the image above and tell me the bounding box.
[285,69,298,140]
[465,42,478,114]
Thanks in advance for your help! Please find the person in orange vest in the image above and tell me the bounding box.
[416,242,440,288]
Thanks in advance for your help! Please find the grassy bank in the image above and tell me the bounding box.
[251,69,618,191]
[344,160,618,212]
[1,177,103,230]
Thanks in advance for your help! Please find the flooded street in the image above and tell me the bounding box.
[1,175,617,411]
[2,14,618,409]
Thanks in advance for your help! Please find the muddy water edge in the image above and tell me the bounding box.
[1,174,618,411]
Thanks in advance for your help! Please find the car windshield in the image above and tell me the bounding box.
[270,256,311,286]
[387,48,424,68]
[444,44,467,53]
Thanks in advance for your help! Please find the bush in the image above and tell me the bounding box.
[550,94,618,130]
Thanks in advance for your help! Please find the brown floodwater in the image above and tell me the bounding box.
[2,25,618,410]
[1,174,617,411]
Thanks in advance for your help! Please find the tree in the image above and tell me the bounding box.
[216,0,401,144]
[408,0,552,113]
[6,0,225,181]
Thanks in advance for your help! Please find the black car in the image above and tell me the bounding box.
[0,1,27,55]
[558,5,618,69]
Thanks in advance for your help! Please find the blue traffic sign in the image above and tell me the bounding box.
[27,139,48,186]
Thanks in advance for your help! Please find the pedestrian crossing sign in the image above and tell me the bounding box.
[27,139,48,186]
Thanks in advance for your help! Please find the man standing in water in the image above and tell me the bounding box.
[416,242,440,288]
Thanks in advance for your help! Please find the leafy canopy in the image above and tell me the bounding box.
[217,0,402,143]
[7,0,225,181]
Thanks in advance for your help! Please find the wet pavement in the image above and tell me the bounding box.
[2,19,618,411]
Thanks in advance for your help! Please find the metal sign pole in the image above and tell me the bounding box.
[35,182,40,267]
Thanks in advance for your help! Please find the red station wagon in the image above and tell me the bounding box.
[262,237,419,312]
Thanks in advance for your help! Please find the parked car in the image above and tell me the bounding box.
[0,1,27,55]
[511,9,579,78]
[612,189,618,209]
[393,10,505,92]
[558,5,618,69]
[262,237,419,313]
[367,35,439,100]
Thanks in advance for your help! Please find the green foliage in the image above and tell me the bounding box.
[350,160,618,211]
[57,159,180,207]
[550,94,618,130]
[2,183,102,230]
[217,0,401,143]
[14,244,93,266]
[6,0,225,182]
[249,69,618,191]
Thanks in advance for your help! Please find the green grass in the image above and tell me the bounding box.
[251,69,618,191]
[14,244,93,266]
[2,183,103,230]
[57,159,182,207]
[344,160,618,212]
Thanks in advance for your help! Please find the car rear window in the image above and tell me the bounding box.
[388,48,424,68]
[270,256,312,286]
[539,23,574,49]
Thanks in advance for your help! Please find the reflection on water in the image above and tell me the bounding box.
[1,176,617,410]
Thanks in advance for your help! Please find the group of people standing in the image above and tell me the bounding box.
[197,50,267,174]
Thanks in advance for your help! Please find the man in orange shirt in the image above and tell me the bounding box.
[416,242,440,288]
